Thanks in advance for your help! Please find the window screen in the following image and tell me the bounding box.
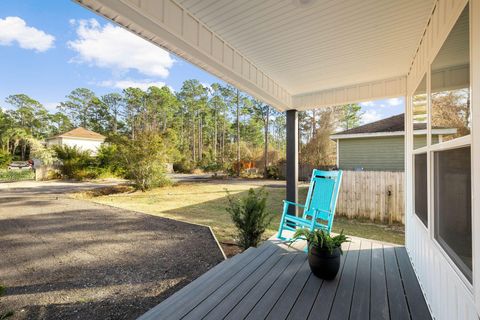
[434,146,471,281]
[414,153,428,226]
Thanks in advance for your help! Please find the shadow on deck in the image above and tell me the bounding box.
[138,237,431,320]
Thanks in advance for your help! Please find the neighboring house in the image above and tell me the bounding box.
[46,127,106,155]
[330,114,456,171]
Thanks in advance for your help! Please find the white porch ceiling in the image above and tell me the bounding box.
[74,0,435,110]
[178,0,434,95]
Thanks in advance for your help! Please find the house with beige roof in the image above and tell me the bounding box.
[46,127,106,155]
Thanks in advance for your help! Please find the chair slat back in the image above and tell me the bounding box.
[303,169,342,221]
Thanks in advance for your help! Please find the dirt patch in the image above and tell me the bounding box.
[219,242,243,258]
[0,194,224,320]
[75,184,134,198]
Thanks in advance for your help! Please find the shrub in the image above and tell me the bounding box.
[0,150,11,169]
[28,138,56,165]
[226,188,273,249]
[116,132,170,191]
[96,144,124,176]
[53,145,94,180]
[173,160,193,173]
[0,169,35,182]
[265,165,283,180]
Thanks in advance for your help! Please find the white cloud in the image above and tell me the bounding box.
[387,97,403,106]
[359,101,374,107]
[0,16,55,52]
[98,79,171,91]
[68,19,174,78]
[361,110,382,124]
[43,102,60,112]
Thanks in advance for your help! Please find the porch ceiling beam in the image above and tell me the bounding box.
[291,76,407,110]
[74,0,292,111]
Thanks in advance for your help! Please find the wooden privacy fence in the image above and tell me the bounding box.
[336,170,405,224]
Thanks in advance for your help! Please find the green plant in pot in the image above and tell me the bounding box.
[291,228,349,280]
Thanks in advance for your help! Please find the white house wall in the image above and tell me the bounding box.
[405,0,480,318]
[61,138,103,154]
[50,138,103,155]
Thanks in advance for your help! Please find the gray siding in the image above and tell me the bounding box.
[338,136,405,171]
[337,135,430,171]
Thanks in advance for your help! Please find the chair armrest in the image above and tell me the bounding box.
[283,200,305,208]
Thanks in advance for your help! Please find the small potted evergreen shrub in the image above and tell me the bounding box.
[291,228,349,280]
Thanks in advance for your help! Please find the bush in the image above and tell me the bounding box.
[173,160,193,173]
[0,169,35,182]
[265,165,283,180]
[116,132,170,191]
[226,188,273,249]
[96,144,124,176]
[0,150,12,169]
[28,138,56,165]
[53,145,94,180]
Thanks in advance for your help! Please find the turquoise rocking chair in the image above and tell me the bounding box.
[277,169,343,241]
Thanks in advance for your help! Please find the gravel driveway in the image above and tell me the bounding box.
[0,181,224,319]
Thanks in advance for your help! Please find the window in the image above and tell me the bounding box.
[431,6,470,144]
[413,75,427,149]
[434,147,472,281]
[414,153,427,226]
[411,2,472,283]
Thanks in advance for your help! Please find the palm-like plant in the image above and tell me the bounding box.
[291,228,349,254]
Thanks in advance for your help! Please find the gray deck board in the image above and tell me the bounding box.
[328,240,361,320]
[193,245,282,320]
[286,273,323,320]
[265,253,311,320]
[223,252,298,320]
[384,245,410,320]
[138,238,431,320]
[395,247,432,320]
[349,240,372,320]
[307,242,351,320]
[370,242,390,320]
[245,254,306,320]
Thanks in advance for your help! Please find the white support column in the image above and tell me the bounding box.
[405,93,413,246]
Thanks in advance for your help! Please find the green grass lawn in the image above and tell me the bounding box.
[76,181,404,249]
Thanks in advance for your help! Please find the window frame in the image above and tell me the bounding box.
[409,0,474,290]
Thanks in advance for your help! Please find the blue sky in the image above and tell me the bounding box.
[0,1,404,123]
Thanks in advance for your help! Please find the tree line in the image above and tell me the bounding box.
[0,78,365,176]
[0,80,287,176]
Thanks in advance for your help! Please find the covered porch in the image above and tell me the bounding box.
[137,236,431,320]
[73,0,480,319]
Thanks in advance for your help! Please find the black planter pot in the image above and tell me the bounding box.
[308,244,341,280]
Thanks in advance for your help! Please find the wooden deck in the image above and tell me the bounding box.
[138,237,431,320]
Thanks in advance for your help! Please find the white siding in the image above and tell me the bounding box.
[406,0,480,318]
[61,138,103,154]
[47,137,104,155]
